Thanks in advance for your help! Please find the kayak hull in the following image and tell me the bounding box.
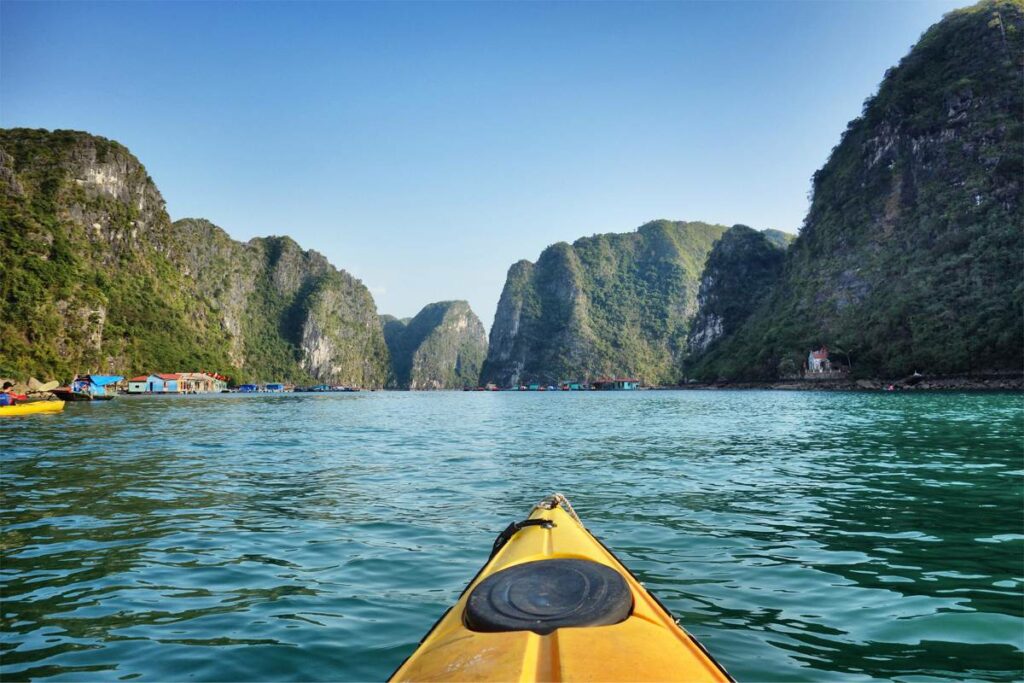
[0,400,65,417]
[391,497,731,682]
[51,390,112,402]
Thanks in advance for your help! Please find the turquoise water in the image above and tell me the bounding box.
[2,391,1022,681]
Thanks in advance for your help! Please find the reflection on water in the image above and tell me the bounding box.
[2,391,1022,681]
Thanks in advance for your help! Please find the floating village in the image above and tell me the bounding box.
[0,373,366,403]
[0,343,937,419]
[0,345,899,415]
[0,371,646,407]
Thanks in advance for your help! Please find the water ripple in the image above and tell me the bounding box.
[1,391,1022,681]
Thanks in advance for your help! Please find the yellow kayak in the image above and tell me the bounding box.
[392,494,732,682]
[0,400,65,417]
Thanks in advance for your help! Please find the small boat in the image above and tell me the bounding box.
[391,495,732,682]
[51,388,114,402]
[52,374,122,401]
[0,400,65,417]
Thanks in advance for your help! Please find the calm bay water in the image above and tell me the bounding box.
[1,391,1022,681]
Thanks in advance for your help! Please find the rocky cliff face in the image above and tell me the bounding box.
[1,129,232,378]
[382,301,488,389]
[481,220,729,386]
[172,222,390,386]
[299,270,391,386]
[686,226,789,358]
[0,129,390,386]
[695,0,1024,379]
[170,217,256,368]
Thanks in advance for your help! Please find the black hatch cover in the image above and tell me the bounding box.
[464,558,633,635]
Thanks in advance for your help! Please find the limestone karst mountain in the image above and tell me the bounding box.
[0,128,390,386]
[381,301,487,389]
[480,220,729,386]
[688,0,1024,379]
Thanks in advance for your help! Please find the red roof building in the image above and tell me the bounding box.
[127,374,182,393]
[808,347,831,372]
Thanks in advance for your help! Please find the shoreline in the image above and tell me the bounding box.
[12,375,1023,396]
[662,373,1024,392]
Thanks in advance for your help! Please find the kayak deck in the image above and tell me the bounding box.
[392,496,731,682]
[0,400,65,417]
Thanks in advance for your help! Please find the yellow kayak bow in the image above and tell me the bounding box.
[0,400,65,417]
[392,494,732,682]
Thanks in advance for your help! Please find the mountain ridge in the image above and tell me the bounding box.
[687,0,1023,380]
[382,300,488,389]
[0,128,391,386]
[481,219,733,386]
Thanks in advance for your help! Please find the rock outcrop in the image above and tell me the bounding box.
[382,301,488,389]
[692,0,1024,379]
[173,222,390,386]
[481,220,729,387]
[686,226,789,359]
[0,129,390,386]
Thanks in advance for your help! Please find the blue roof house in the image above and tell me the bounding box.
[72,374,124,396]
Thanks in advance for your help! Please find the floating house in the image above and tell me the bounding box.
[126,374,181,393]
[592,377,640,391]
[70,374,123,397]
[238,384,259,393]
[265,383,285,392]
[157,374,182,392]
[127,376,149,393]
[178,372,228,393]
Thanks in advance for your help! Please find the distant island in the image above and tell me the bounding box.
[1,0,1021,389]
[382,301,487,390]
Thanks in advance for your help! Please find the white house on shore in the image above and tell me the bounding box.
[808,347,832,373]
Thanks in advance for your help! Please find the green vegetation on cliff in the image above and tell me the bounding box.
[0,130,234,379]
[482,220,729,386]
[693,1,1023,379]
[686,226,789,375]
[382,301,487,389]
[7,1,1018,387]
[299,268,391,387]
[0,129,391,386]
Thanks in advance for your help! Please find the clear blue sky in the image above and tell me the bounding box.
[1,0,962,330]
